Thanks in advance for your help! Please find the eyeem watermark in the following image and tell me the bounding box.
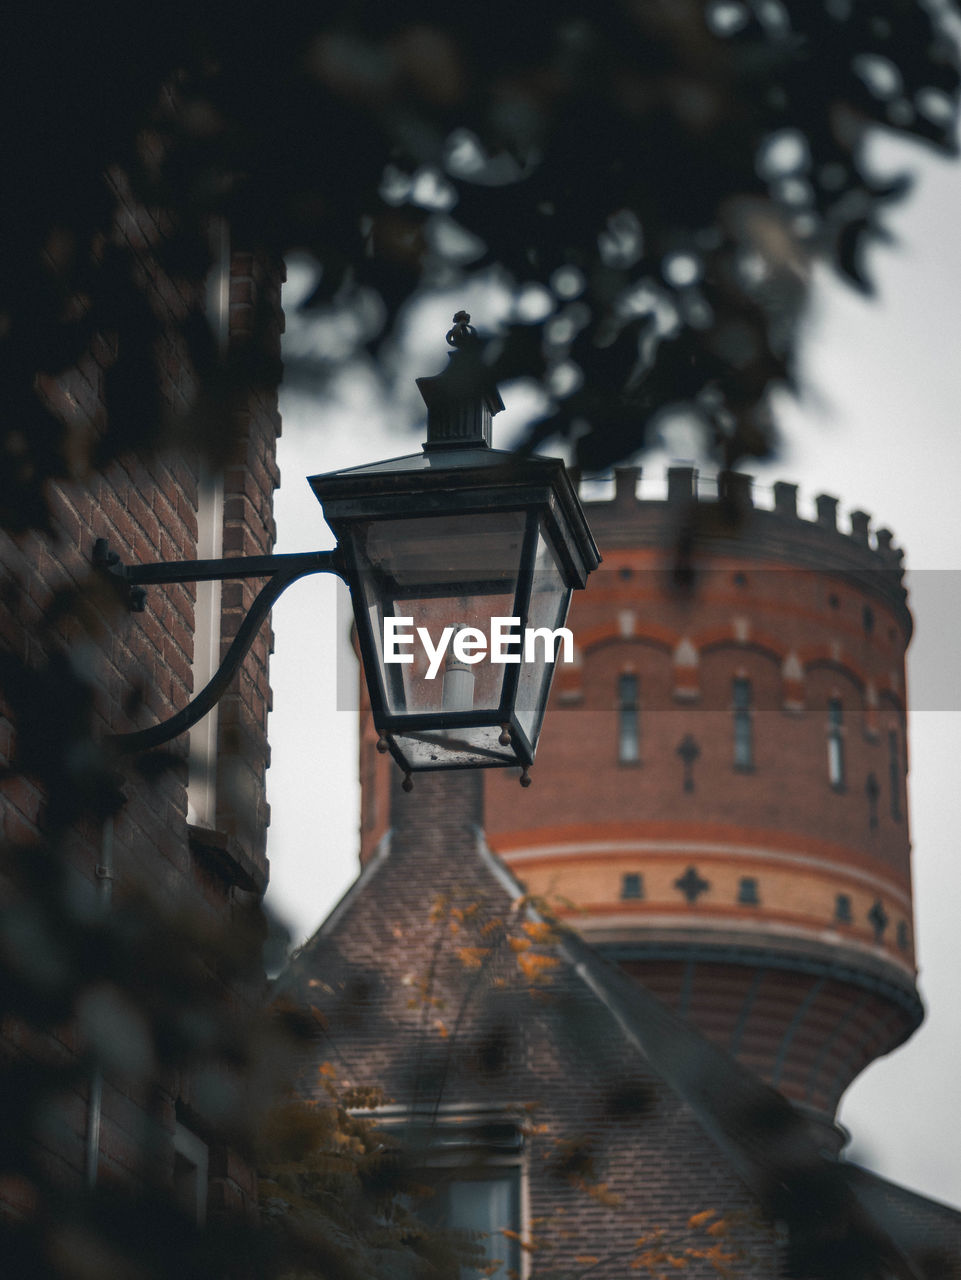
[384,617,574,679]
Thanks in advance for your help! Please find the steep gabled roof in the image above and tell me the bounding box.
[281,774,954,1279]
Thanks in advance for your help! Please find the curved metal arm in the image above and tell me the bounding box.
[104,549,345,754]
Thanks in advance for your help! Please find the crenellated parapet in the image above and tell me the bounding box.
[578,465,909,636]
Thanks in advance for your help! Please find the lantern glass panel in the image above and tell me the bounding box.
[514,523,572,747]
[351,510,527,719]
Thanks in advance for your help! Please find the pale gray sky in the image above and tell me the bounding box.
[265,132,961,1209]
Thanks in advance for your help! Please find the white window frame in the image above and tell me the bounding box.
[368,1104,529,1279]
[173,1120,209,1225]
[186,221,229,829]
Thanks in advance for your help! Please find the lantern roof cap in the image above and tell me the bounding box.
[415,311,504,451]
[309,445,524,482]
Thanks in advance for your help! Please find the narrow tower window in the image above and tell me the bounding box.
[617,673,640,764]
[621,873,643,900]
[733,677,753,770]
[866,772,879,830]
[827,698,845,790]
[888,730,902,821]
[835,894,852,924]
[737,877,759,905]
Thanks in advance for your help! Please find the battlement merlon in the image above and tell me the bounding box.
[579,466,911,638]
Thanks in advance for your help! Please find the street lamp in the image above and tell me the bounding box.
[98,314,599,787]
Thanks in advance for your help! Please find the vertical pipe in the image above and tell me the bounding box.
[84,814,115,1189]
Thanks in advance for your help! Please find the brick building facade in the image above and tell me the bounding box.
[0,167,282,1248]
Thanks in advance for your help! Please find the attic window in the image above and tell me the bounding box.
[388,1114,524,1280]
[424,1171,521,1280]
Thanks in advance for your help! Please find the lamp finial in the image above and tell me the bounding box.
[446,311,476,349]
[417,310,503,451]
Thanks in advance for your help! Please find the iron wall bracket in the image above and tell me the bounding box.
[93,538,345,753]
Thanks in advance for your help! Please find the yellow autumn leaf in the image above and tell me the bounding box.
[522,920,555,943]
[689,1208,717,1229]
[706,1219,728,1237]
[517,951,560,980]
[509,936,532,953]
[584,1180,623,1208]
[457,946,490,969]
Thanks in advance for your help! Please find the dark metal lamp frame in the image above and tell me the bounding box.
[319,465,591,778]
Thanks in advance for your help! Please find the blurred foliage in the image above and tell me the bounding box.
[1,5,959,1277]
[3,1,961,532]
[257,1067,494,1280]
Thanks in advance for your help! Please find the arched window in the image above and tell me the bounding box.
[618,673,640,764]
[733,677,753,770]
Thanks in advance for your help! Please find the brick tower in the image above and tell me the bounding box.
[359,464,921,1137]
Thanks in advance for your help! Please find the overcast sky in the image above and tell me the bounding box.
[264,131,961,1210]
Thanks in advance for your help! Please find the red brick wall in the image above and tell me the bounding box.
[216,250,283,864]
[0,179,281,1222]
